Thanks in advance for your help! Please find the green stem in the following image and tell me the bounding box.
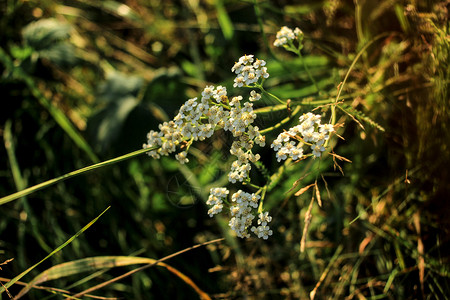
[257,85,286,104]
[331,32,393,125]
[253,0,274,57]
[298,51,321,94]
[0,147,158,206]
[257,186,267,214]
[243,181,262,190]
[259,105,301,135]
[267,158,292,192]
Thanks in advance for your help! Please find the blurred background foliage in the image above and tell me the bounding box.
[0,0,449,299]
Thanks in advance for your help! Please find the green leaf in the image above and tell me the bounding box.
[9,45,33,60]
[22,18,71,51]
[101,1,142,22]
[339,104,386,132]
[215,0,234,40]
[97,72,144,104]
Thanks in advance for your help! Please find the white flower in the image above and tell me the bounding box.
[201,85,214,98]
[232,55,269,87]
[175,151,189,164]
[257,212,272,226]
[251,212,273,239]
[272,112,333,161]
[273,26,303,47]
[206,187,229,217]
[311,143,326,158]
[249,90,261,102]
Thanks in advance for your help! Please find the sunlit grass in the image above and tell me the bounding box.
[0,0,448,299]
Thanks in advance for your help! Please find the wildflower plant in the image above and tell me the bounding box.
[273,26,304,52]
[141,27,346,241]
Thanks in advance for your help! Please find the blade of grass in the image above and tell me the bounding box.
[214,0,234,40]
[0,207,110,295]
[309,245,343,300]
[70,238,224,299]
[383,267,399,294]
[4,120,52,253]
[0,147,156,206]
[14,256,210,299]
[0,277,115,299]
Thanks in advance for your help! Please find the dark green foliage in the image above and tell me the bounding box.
[0,0,449,299]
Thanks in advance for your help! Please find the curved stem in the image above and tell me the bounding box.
[331,32,393,125]
[257,85,286,104]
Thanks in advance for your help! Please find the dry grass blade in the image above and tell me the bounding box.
[0,278,115,299]
[413,212,425,299]
[69,238,224,299]
[0,282,12,299]
[320,174,331,200]
[329,152,352,163]
[309,245,344,300]
[295,183,315,197]
[14,254,215,300]
[287,172,311,194]
[337,105,366,131]
[300,194,315,253]
[315,181,322,207]
[330,152,352,176]
[0,208,109,296]
[0,259,14,299]
[0,259,14,270]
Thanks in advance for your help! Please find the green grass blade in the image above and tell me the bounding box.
[0,147,156,206]
[383,267,399,293]
[4,120,53,253]
[0,47,99,163]
[4,120,27,192]
[215,0,234,40]
[0,207,110,295]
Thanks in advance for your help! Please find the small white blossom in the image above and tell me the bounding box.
[251,212,273,239]
[272,112,334,160]
[206,188,229,217]
[232,55,269,87]
[175,151,189,164]
[273,26,304,48]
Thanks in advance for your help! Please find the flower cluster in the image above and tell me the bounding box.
[143,76,265,182]
[273,26,303,48]
[206,187,229,217]
[206,187,273,239]
[227,100,265,183]
[231,55,269,88]
[251,212,273,240]
[271,112,334,161]
[144,54,273,240]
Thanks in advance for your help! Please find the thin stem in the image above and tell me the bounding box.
[259,105,301,135]
[242,181,263,190]
[0,147,158,206]
[298,51,321,94]
[253,0,274,57]
[331,32,393,125]
[257,186,267,214]
[257,84,286,104]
